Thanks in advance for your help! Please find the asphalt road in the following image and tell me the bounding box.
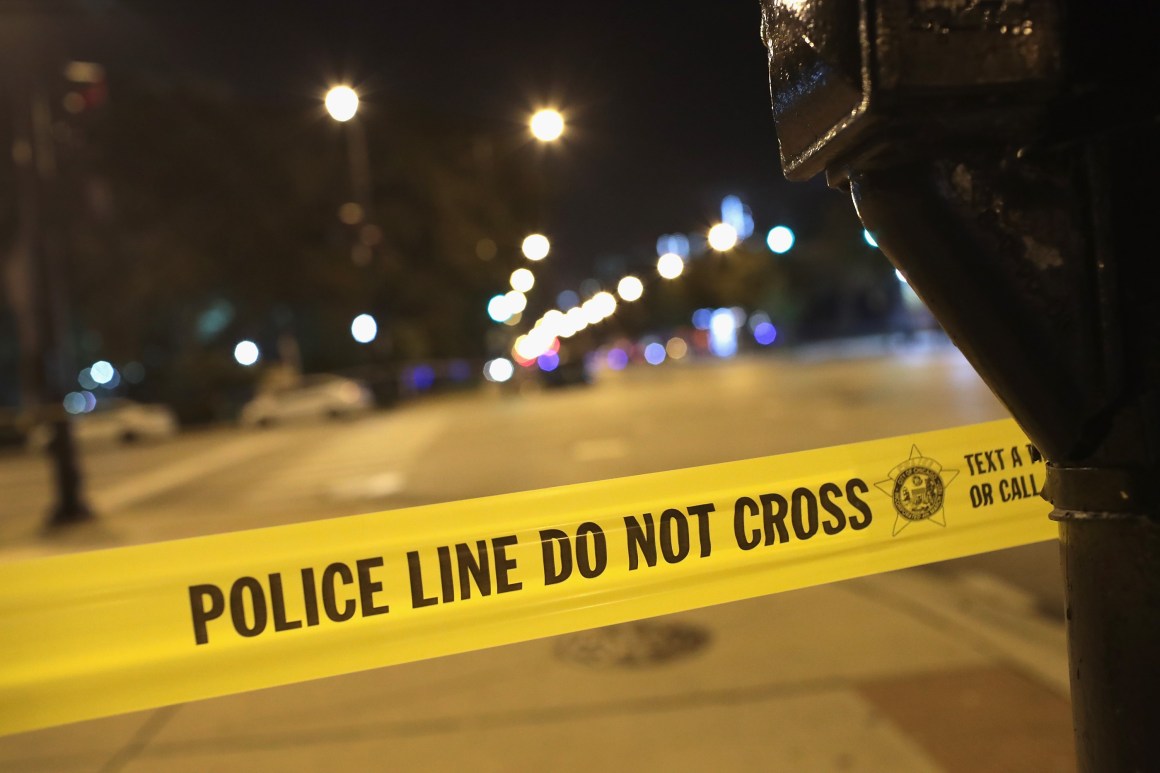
[0,339,1076,772]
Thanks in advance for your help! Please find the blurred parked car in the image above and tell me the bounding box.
[240,374,374,428]
[26,399,178,451]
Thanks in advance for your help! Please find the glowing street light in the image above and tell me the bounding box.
[657,252,684,279]
[522,233,550,261]
[530,108,565,142]
[707,222,738,252]
[510,268,535,293]
[324,85,359,122]
[617,275,644,302]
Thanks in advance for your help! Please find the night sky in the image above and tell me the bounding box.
[92,1,831,282]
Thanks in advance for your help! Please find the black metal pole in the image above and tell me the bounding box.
[4,24,93,528]
[757,1,1160,766]
[1051,493,1160,768]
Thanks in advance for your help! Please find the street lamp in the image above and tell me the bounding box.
[324,86,359,122]
[527,109,564,243]
[327,82,371,236]
[708,222,739,252]
[530,108,565,142]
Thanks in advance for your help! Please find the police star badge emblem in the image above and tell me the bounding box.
[876,445,959,536]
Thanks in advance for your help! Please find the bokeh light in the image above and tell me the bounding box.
[565,307,587,333]
[656,233,690,259]
[591,291,617,319]
[644,342,667,365]
[766,225,795,254]
[484,358,515,383]
[537,352,560,372]
[617,275,644,302]
[63,392,87,415]
[666,337,689,360]
[721,195,754,240]
[449,360,471,382]
[514,328,556,361]
[522,233,550,261]
[234,340,260,367]
[753,321,778,346]
[350,313,378,344]
[864,229,878,248]
[607,348,629,370]
[475,238,497,260]
[540,309,566,336]
[77,367,98,391]
[709,308,738,358]
[707,222,738,252]
[338,202,364,225]
[324,86,359,122]
[657,252,684,279]
[505,290,528,314]
[411,365,436,391]
[488,294,512,323]
[530,109,565,141]
[90,360,115,385]
[510,268,535,293]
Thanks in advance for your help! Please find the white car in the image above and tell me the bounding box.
[27,398,178,450]
[240,374,374,427]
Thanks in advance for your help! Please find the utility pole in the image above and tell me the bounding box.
[2,15,93,528]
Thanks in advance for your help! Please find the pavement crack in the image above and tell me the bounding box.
[98,704,182,773]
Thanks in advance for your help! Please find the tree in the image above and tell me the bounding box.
[51,72,535,420]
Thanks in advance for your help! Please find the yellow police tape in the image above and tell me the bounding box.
[0,418,1055,736]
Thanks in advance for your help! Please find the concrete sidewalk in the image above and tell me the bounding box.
[0,545,1074,772]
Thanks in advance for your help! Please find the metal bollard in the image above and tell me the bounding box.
[758,1,1160,768]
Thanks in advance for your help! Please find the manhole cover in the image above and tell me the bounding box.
[554,621,710,669]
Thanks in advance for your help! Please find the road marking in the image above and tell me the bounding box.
[572,438,628,462]
[327,472,406,501]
